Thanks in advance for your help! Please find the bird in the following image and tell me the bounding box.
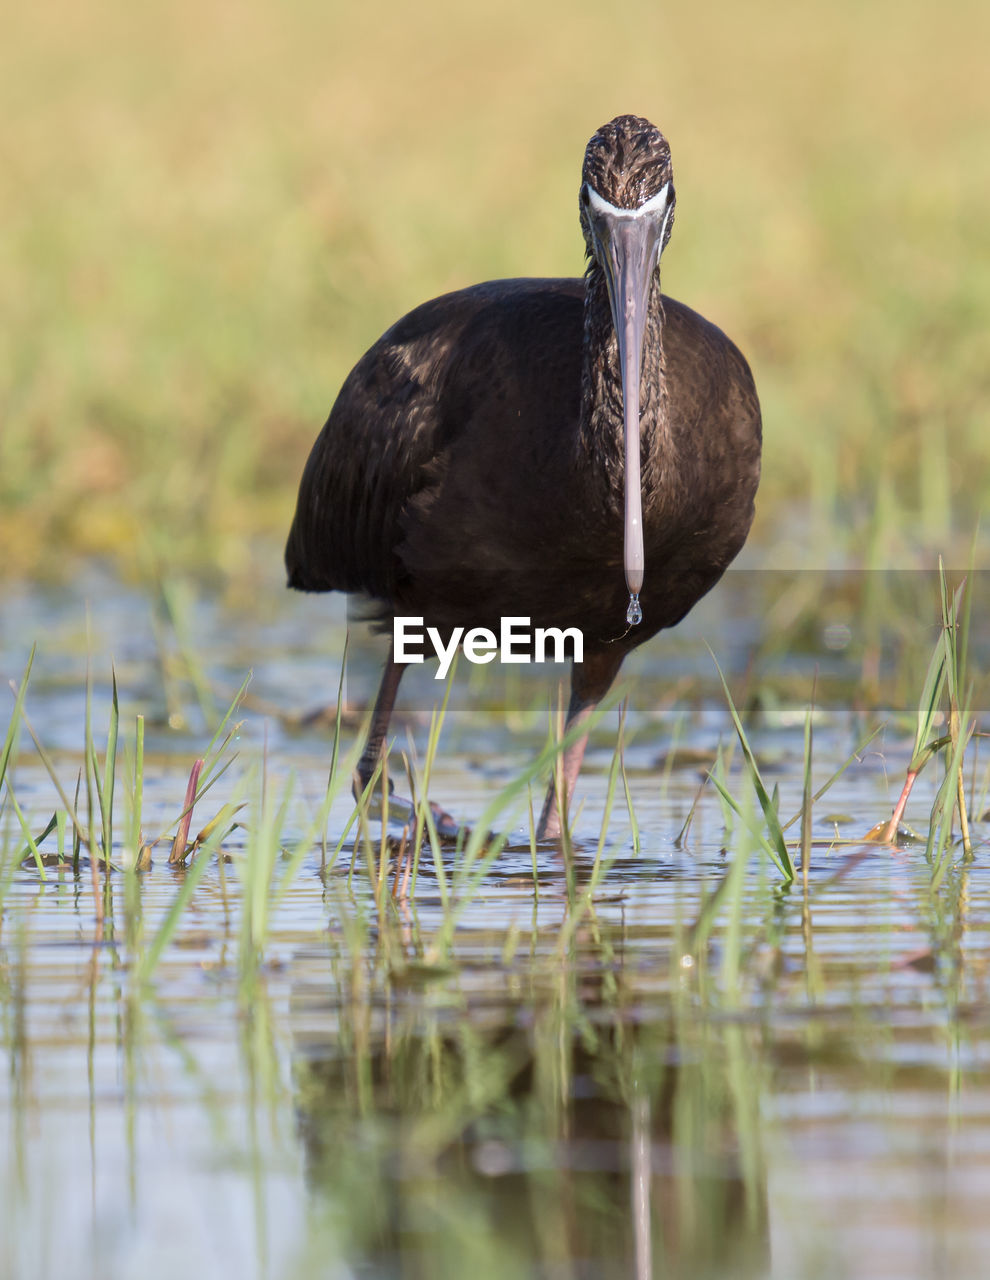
[286,115,761,841]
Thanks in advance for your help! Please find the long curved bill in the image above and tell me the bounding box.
[585,183,671,625]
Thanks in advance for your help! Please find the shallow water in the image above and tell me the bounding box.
[2,567,990,1279]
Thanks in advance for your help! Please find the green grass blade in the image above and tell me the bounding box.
[321,633,350,867]
[6,783,49,878]
[593,726,624,874]
[928,695,971,891]
[709,648,794,881]
[100,666,120,858]
[199,671,252,785]
[15,702,95,860]
[707,769,791,878]
[1,646,36,794]
[617,702,641,856]
[800,705,813,893]
[908,617,949,772]
[779,724,883,833]
[130,715,145,861]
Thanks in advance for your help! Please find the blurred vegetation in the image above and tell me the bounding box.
[1,0,988,590]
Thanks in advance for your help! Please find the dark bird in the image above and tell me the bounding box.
[286,115,761,840]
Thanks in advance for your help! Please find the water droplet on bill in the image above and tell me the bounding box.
[626,594,643,626]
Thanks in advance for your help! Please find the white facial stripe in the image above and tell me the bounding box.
[659,202,673,246]
[586,181,670,220]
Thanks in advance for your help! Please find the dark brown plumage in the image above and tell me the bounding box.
[286,115,761,840]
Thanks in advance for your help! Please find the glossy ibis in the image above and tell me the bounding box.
[286,115,761,840]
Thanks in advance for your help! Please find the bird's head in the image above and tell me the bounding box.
[580,115,675,258]
[579,116,676,625]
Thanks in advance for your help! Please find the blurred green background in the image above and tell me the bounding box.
[2,0,988,591]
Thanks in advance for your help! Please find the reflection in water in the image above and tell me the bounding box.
[2,801,990,1278]
[291,918,769,1280]
[1,569,990,1278]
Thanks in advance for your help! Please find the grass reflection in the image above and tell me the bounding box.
[293,909,770,1279]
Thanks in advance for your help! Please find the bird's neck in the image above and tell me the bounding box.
[579,267,671,495]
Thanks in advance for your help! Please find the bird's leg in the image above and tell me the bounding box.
[355,644,462,840]
[537,651,624,842]
[536,695,597,842]
[355,645,406,796]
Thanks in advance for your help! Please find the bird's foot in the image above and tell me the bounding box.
[417,798,463,843]
[361,789,463,842]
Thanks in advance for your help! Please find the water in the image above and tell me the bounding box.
[1,566,989,1279]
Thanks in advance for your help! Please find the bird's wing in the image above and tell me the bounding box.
[285,278,584,601]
